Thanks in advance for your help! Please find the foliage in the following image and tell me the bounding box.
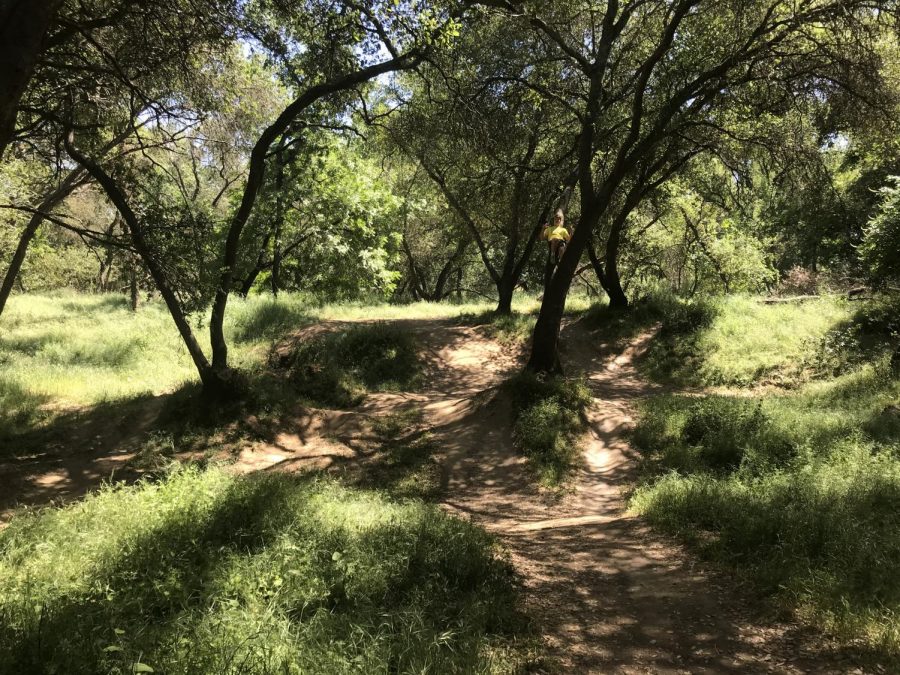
[507,372,592,487]
[279,323,423,407]
[632,361,900,661]
[0,466,532,674]
[861,178,900,287]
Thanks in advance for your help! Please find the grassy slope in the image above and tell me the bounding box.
[0,291,555,673]
[0,467,531,674]
[627,294,900,663]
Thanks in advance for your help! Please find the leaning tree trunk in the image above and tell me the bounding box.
[0,0,63,159]
[65,134,232,398]
[0,168,84,319]
[586,238,613,298]
[527,216,596,373]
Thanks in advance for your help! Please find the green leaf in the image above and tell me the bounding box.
[132,664,154,673]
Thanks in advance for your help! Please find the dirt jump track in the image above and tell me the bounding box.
[0,317,880,673]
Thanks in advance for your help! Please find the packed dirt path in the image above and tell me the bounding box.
[364,318,871,674]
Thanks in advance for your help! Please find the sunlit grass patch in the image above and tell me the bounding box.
[0,466,532,674]
[608,293,853,387]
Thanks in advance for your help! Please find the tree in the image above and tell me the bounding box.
[472,0,897,372]
[381,15,576,313]
[0,0,63,158]
[65,0,461,397]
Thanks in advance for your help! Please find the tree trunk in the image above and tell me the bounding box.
[527,215,596,373]
[240,228,273,297]
[496,275,515,315]
[66,134,233,398]
[604,220,629,309]
[0,0,62,159]
[586,238,612,297]
[270,151,285,298]
[97,216,118,292]
[0,169,83,319]
[208,51,422,372]
[129,254,139,311]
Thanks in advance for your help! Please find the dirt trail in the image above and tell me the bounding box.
[364,318,867,674]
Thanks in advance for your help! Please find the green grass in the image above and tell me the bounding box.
[506,372,592,487]
[279,323,424,407]
[0,466,533,674]
[630,295,900,664]
[584,292,853,388]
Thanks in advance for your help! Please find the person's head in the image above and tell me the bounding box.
[554,209,564,227]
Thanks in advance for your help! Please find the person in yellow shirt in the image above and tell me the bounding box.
[542,209,570,265]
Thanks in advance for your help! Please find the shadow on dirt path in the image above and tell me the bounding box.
[407,317,871,674]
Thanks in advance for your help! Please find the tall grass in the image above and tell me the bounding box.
[586,293,853,387]
[631,294,900,664]
[0,466,532,674]
[279,323,424,407]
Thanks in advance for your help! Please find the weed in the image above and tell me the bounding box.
[0,467,533,673]
[507,372,592,487]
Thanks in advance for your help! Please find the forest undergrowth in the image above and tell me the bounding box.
[625,293,900,664]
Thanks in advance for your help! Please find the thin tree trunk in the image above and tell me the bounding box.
[604,214,629,309]
[97,215,118,291]
[65,134,227,396]
[129,254,139,311]
[586,238,612,297]
[0,168,84,319]
[208,51,423,372]
[270,148,286,298]
[240,228,273,297]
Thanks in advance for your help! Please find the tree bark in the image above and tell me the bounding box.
[240,228,273,297]
[604,223,629,309]
[496,275,515,315]
[97,215,119,291]
[0,168,84,319]
[0,0,63,159]
[129,254,139,311]
[270,160,285,298]
[586,237,612,297]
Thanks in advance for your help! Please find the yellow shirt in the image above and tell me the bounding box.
[546,225,570,241]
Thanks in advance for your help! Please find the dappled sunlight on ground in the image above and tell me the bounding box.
[0,306,879,672]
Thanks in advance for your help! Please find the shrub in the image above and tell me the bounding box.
[281,323,423,407]
[507,372,591,486]
[776,266,819,296]
[632,362,900,663]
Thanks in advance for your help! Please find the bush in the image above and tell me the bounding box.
[507,372,591,486]
[776,266,820,296]
[860,178,900,288]
[632,362,900,662]
[281,323,423,407]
